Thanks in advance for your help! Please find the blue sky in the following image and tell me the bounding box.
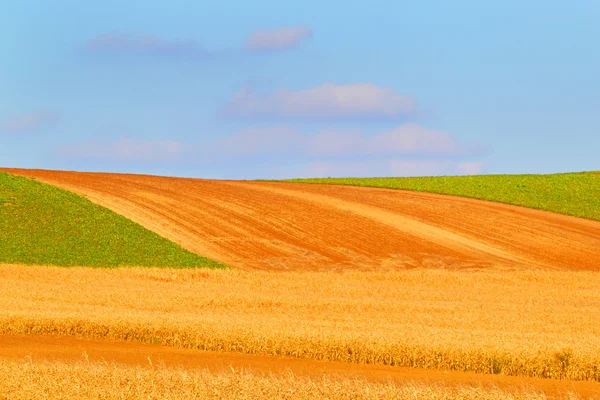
[1,0,599,179]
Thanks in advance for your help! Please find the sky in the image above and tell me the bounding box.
[1,0,599,179]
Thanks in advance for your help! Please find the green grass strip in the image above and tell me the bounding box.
[282,172,600,222]
[0,172,226,268]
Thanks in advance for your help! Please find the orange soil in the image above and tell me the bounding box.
[2,168,600,271]
[2,334,600,398]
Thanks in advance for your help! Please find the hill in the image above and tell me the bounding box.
[2,168,599,271]
[284,172,600,222]
[0,172,225,268]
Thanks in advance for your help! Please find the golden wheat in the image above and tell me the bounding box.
[1,265,600,381]
[0,359,585,400]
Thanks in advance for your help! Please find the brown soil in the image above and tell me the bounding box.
[2,168,600,271]
[1,334,599,398]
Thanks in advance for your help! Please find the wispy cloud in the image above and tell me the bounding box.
[310,124,463,155]
[57,138,186,162]
[222,83,416,121]
[84,33,212,57]
[456,161,487,175]
[300,159,487,178]
[84,25,312,59]
[0,110,59,133]
[216,124,478,157]
[244,26,312,51]
[214,125,487,178]
[53,125,487,179]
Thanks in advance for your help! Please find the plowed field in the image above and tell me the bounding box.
[2,168,600,271]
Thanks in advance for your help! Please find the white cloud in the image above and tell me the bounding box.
[217,126,300,154]
[300,159,487,178]
[456,161,487,175]
[245,26,312,51]
[52,126,487,176]
[222,83,416,120]
[58,138,185,162]
[216,123,469,156]
[85,26,313,58]
[85,33,207,57]
[313,124,460,155]
[0,110,59,133]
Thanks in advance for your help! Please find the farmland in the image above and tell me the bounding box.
[3,359,595,400]
[284,172,600,222]
[2,265,600,382]
[2,168,600,272]
[0,172,224,268]
[1,168,600,398]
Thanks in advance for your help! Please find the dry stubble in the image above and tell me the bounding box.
[1,265,600,381]
[0,359,588,400]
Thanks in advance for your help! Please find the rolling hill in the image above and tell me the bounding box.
[2,168,599,271]
[0,171,225,268]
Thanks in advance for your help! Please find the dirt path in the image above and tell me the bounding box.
[3,168,600,271]
[1,334,598,398]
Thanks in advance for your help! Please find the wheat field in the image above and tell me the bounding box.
[1,359,582,400]
[2,264,600,382]
[0,361,580,400]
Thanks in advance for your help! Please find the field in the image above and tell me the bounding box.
[3,360,594,400]
[4,360,587,400]
[2,168,599,272]
[2,266,600,381]
[1,168,600,398]
[284,172,600,222]
[0,172,224,268]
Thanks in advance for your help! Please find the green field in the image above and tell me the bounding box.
[283,172,600,222]
[0,172,226,268]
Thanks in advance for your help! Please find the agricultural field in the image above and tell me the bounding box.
[1,168,600,399]
[0,172,224,268]
[2,265,600,398]
[2,360,592,400]
[284,172,600,222]
[3,168,600,272]
[3,265,600,381]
